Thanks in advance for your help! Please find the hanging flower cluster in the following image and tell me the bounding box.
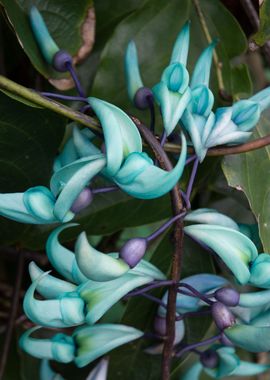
[1,6,270,379]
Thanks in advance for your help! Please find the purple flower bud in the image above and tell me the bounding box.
[70,188,93,213]
[154,316,166,336]
[211,302,235,330]
[200,349,219,369]
[119,238,147,268]
[219,332,234,347]
[53,50,73,72]
[214,287,240,307]
[134,87,153,110]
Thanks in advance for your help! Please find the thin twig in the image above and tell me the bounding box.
[0,252,24,379]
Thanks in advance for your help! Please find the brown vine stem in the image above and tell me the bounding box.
[0,251,24,380]
[131,117,184,380]
[0,75,270,156]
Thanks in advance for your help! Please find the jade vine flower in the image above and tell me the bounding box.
[20,324,143,368]
[182,345,270,379]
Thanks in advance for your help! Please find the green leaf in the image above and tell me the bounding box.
[231,64,253,99]
[254,0,270,46]
[222,115,270,252]
[0,91,66,245]
[91,0,250,114]
[0,0,93,79]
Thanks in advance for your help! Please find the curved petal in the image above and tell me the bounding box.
[190,40,217,88]
[182,363,203,380]
[205,347,239,378]
[181,110,205,161]
[161,63,189,94]
[29,262,76,298]
[250,86,270,112]
[46,224,88,284]
[251,309,270,327]
[232,361,270,376]
[75,232,129,281]
[23,273,85,327]
[54,137,79,172]
[190,85,214,116]
[232,100,260,131]
[184,225,258,284]
[125,41,144,101]
[152,82,191,135]
[29,7,59,64]
[87,358,109,380]
[130,258,165,280]
[88,97,142,176]
[184,208,239,230]
[170,21,190,66]
[40,359,65,380]
[239,289,270,308]
[114,133,187,199]
[224,324,270,352]
[20,327,75,363]
[73,126,101,157]
[23,186,57,222]
[74,324,143,368]
[249,254,270,288]
[51,156,106,221]
[79,273,154,324]
[206,130,252,148]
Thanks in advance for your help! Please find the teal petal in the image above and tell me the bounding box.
[190,85,214,116]
[29,262,76,298]
[75,231,129,281]
[20,327,75,363]
[79,273,154,324]
[29,7,59,64]
[204,107,233,146]
[23,272,85,327]
[161,63,189,94]
[184,208,239,230]
[54,138,79,172]
[40,360,65,380]
[159,274,227,317]
[170,21,190,66]
[87,358,109,380]
[46,224,88,284]
[74,324,143,367]
[152,82,191,136]
[224,324,270,352]
[125,41,144,101]
[232,361,270,376]
[249,253,270,288]
[181,362,203,380]
[181,110,205,161]
[88,97,142,176]
[24,186,56,222]
[184,224,258,284]
[251,309,270,327]
[206,130,252,148]
[51,155,105,221]
[72,126,101,157]
[0,192,52,224]
[130,258,165,280]
[190,40,217,88]
[239,289,270,308]
[250,86,270,111]
[114,133,187,199]
[232,100,260,131]
[205,347,239,378]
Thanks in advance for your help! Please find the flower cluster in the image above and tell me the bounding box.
[1,6,270,379]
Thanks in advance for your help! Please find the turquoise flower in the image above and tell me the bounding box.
[182,345,270,379]
[20,324,143,368]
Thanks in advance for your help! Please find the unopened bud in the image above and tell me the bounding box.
[200,349,219,369]
[214,287,240,307]
[154,316,166,336]
[134,87,153,110]
[53,50,73,72]
[70,188,93,213]
[119,238,147,268]
[211,302,235,330]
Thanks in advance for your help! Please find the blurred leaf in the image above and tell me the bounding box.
[253,0,270,46]
[0,0,93,79]
[231,63,252,99]
[0,91,66,245]
[222,115,270,251]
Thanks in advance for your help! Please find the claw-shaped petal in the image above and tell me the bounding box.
[20,327,75,363]
[46,224,88,284]
[40,360,65,380]
[190,40,217,88]
[23,272,85,327]
[170,22,190,66]
[184,208,239,230]
[74,324,143,367]
[224,324,270,352]
[87,97,142,176]
[182,362,203,380]
[249,253,270,288]
[125,41,144,102]
[250,86,270,112]
[75,231,129,281]
[184,225,258,284]
[114,133,187,199]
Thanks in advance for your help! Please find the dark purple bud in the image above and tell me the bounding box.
[134,87,153,110]
[200,349,219,369]
[214,287,240,307]
[154,316,166,336]
[70,188,93,213]
[211,302,235,330]
[53,50,73,72]
[219,332,234,347]
[119,238,147,268]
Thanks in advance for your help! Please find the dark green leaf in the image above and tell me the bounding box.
[253,0,270,46]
